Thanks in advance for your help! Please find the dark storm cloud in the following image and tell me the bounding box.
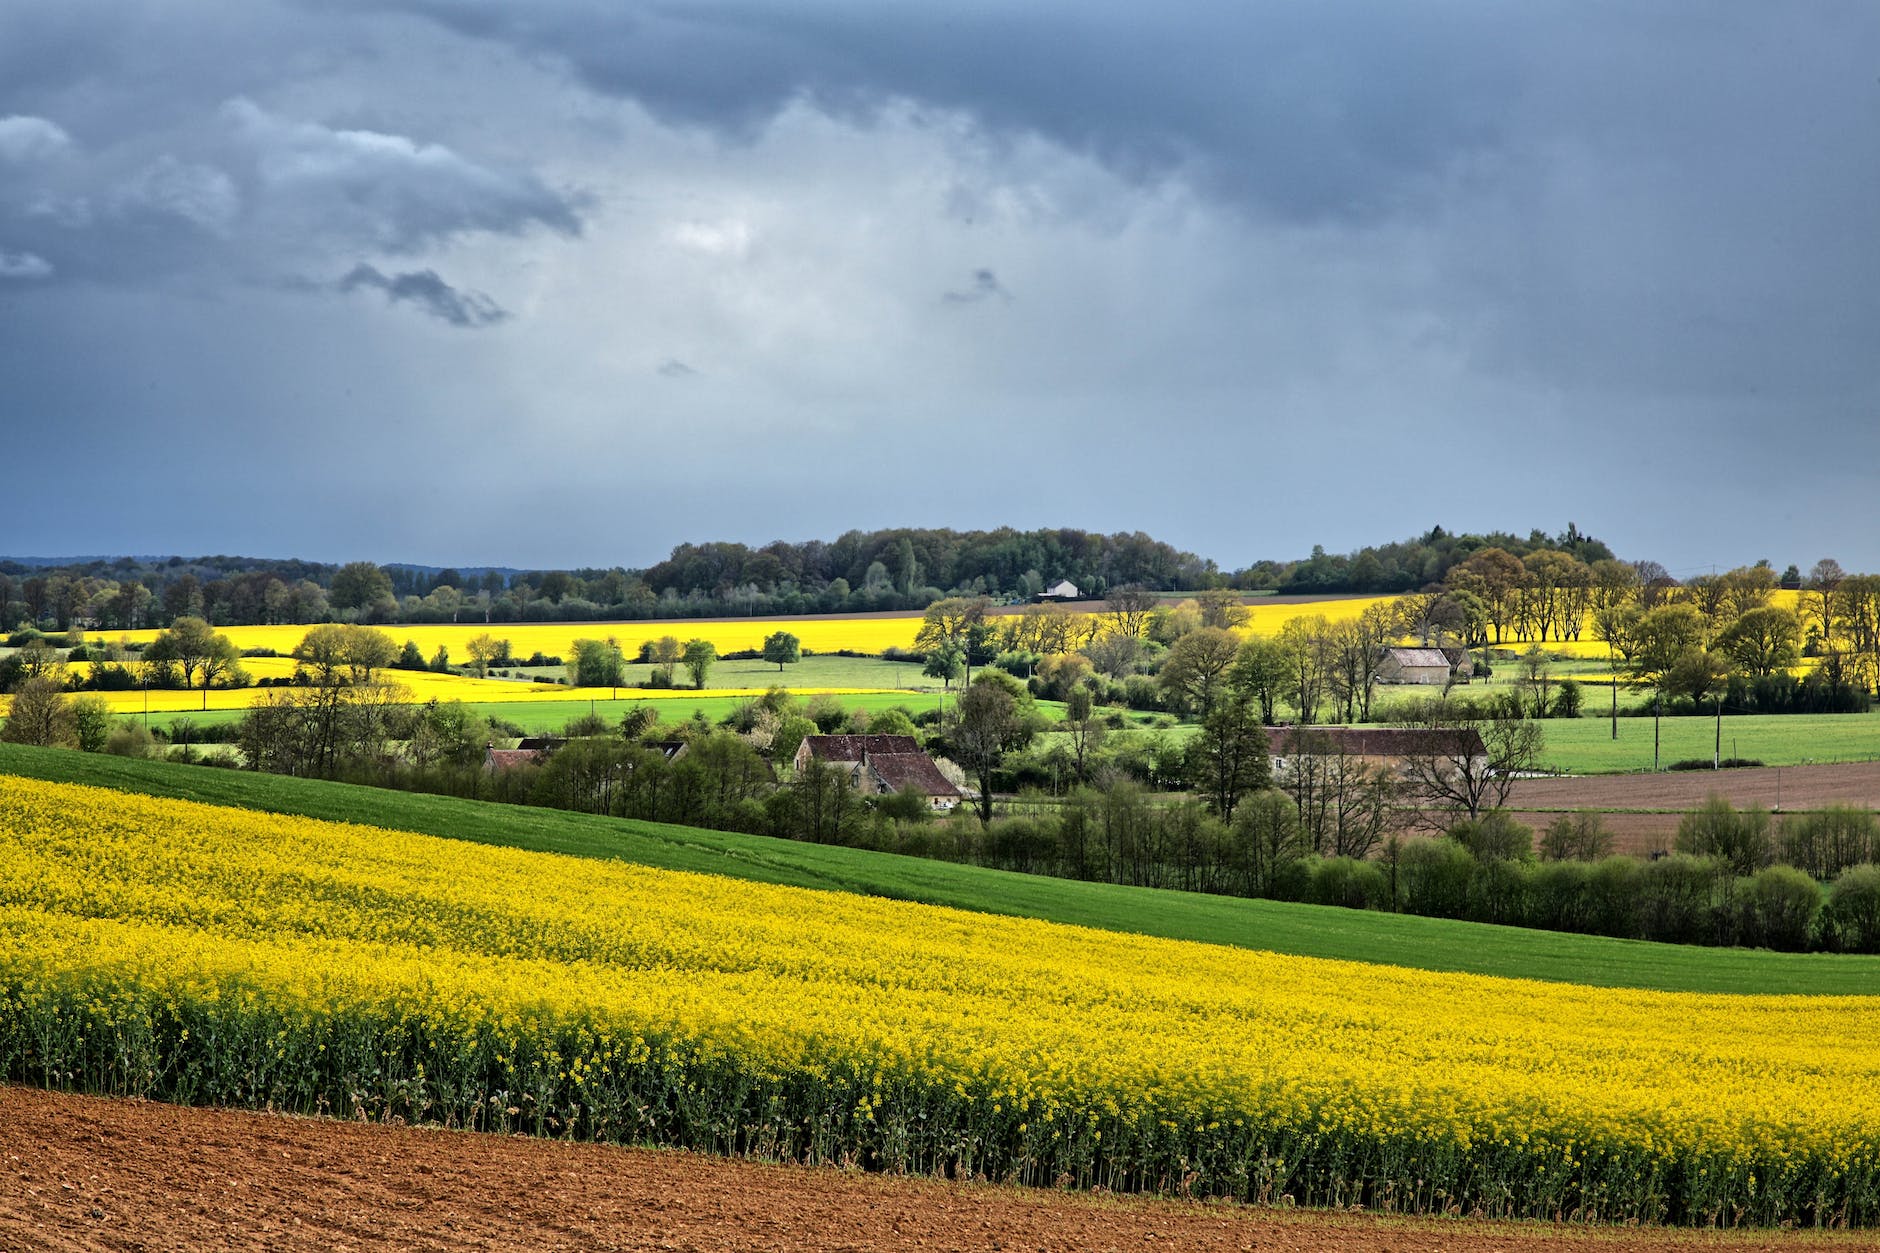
[336,263,510,327]
[356,0,1515,224]
[0,71,582,293]
[360,2,1880,382]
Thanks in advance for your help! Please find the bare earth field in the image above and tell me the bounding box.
[1,1088,1862,1253]
[1503,763,1880,854]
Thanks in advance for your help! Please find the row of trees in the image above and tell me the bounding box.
[0,522,1638,633]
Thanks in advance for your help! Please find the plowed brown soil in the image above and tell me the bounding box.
[0,1088,1860,1252]
[1501,763,1880,855]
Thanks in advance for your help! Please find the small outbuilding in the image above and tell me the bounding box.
[1375,647,1453,686]
[1039,579,1080,600]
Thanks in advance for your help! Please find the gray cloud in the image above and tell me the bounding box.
[943,268,1010,305]
[113,155,241,234]
[0,114,71,162]
[223,98,582,252]
[0,249,53,278]
[337,262,509,326]
[657,358,698,377]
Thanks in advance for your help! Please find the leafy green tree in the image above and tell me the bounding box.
[649,635,683,686]
[922,640,965,692]
[1188,696,1270,820]
[1229,636,1290,724]
[1716,605,1802,678]
[571,637,626,688]
[1157,626,1240,717]
[0,676,75,746]
[948,673,1036,824]
[762,630,802,672]
[1062,685,1106,785]
[682,638,717,689]
[150,616,243,709]
[330,561,394,613]
[71,695,113,752]
[465,632,504,678]
[1626,602,1706,769]
[915,597,992,682]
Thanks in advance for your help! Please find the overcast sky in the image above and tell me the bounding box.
[3,1,1876,577]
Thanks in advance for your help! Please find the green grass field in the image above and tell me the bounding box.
[1532,711,1880,774]
[7,742,1878,997]
[501,653,936,690]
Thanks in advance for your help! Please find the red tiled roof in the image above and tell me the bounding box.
[800,734,923,762]
[868,752,961,798]
[484,748,544,771]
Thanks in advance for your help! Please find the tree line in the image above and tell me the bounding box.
[2,521,1633,631]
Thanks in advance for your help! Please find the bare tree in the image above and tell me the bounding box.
[1394,695,1544,823]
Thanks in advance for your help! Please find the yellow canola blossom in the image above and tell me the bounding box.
[1,775,1876,1224]
[100,615,934,661]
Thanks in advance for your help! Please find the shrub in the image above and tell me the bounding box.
[1824,864,1880,953]
[1675,795,1771,877]
[1398,838,1476,918]
[1637,853,1725,945]
[1447,810,1533,863]
[1550,679,1583,720]
[1539,812,1613,862]
[1306,856,1388,911]
[1468,856,1531,926]
[1526,859,1596,933]
[103,721,159,759]
[1735,865,1822,952]
[1780,807,1878,880]
[1586,856,1645,939]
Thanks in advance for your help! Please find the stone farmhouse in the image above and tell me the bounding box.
[793,734,963,810]
[1374,647,1453,685]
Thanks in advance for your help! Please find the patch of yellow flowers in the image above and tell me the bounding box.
[2,775,1876,1225]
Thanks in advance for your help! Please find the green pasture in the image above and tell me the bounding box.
[1532,711,1880,775]
[7,742,1878,997]
[468,690,962,735]
[503,652,936,691]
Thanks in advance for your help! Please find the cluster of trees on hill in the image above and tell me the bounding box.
[2,522,1637,631]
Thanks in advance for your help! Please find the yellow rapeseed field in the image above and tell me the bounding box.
[2,775,1876,1224]
[102,615,934,661]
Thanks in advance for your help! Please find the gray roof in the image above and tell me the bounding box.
[1382,647,1453,668]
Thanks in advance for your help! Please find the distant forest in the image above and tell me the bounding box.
[1,524,1627,630]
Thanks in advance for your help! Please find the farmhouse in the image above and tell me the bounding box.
[483,744,545,772]
[1375,647,1453,685]
[794,734,963,810]
[1039,579,1080,600]
[1265,726,1488,777]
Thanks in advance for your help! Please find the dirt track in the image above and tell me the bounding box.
[1502,763,1880,854]
[1,1088,1862,1252]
